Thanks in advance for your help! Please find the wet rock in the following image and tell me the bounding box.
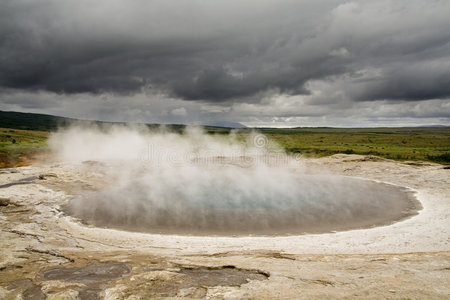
[0,197,12,206]
[78,288,102,300]
[41,263,131,300]
[178,265,269,287]
[0,176,38,188]
[8,279,34,291]
[23,284,46,300]
[107,265,269,298]
[42,263,130,284]
[38,173,58,180]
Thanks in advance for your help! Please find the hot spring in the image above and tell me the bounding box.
[52,125,419,236]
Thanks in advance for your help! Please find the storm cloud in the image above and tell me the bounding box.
[0,0,449,126]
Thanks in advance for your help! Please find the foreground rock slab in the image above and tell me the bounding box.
[0,155,449,299]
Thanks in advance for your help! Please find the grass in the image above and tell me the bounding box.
[258,127,450,164]
[0,128,49,168]
[0,120,449,168]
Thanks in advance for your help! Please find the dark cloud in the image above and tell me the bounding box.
[0,0,450,127]
[352,62,450,101]
[1,0,448,104]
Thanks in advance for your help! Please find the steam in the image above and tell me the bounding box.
[50,125,415,235]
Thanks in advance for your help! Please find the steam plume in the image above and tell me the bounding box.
[51,125,415,235]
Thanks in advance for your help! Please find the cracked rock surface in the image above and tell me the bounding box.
[0,155,449,299]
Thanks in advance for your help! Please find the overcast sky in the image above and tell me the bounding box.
[1,0,449,127]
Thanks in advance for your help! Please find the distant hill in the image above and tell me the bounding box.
[0,110,182,132]
[202,121,247,128]
[0,110,239,133]
[0,110,75,131]
[415,125,449,128]
[1,110,447,132]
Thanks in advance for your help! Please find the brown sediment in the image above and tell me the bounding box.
[0,151,50,168]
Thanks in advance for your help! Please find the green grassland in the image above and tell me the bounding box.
[259,127,450,163]
[0,110,449,167]
[1,126,449,168]
[0,128,49,168]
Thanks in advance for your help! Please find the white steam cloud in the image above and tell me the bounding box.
[50,125,416,235]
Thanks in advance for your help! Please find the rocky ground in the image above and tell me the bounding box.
[0,154,449,299]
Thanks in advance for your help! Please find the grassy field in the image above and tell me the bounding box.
[259,127,450,163]
[0,128,49,168]
[0,126,449,168]
[0,110,449,167]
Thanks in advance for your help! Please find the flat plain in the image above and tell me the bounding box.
[2,126,450,168]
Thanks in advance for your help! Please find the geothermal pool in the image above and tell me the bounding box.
[53,126,419,236]
[64,172,418,236]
